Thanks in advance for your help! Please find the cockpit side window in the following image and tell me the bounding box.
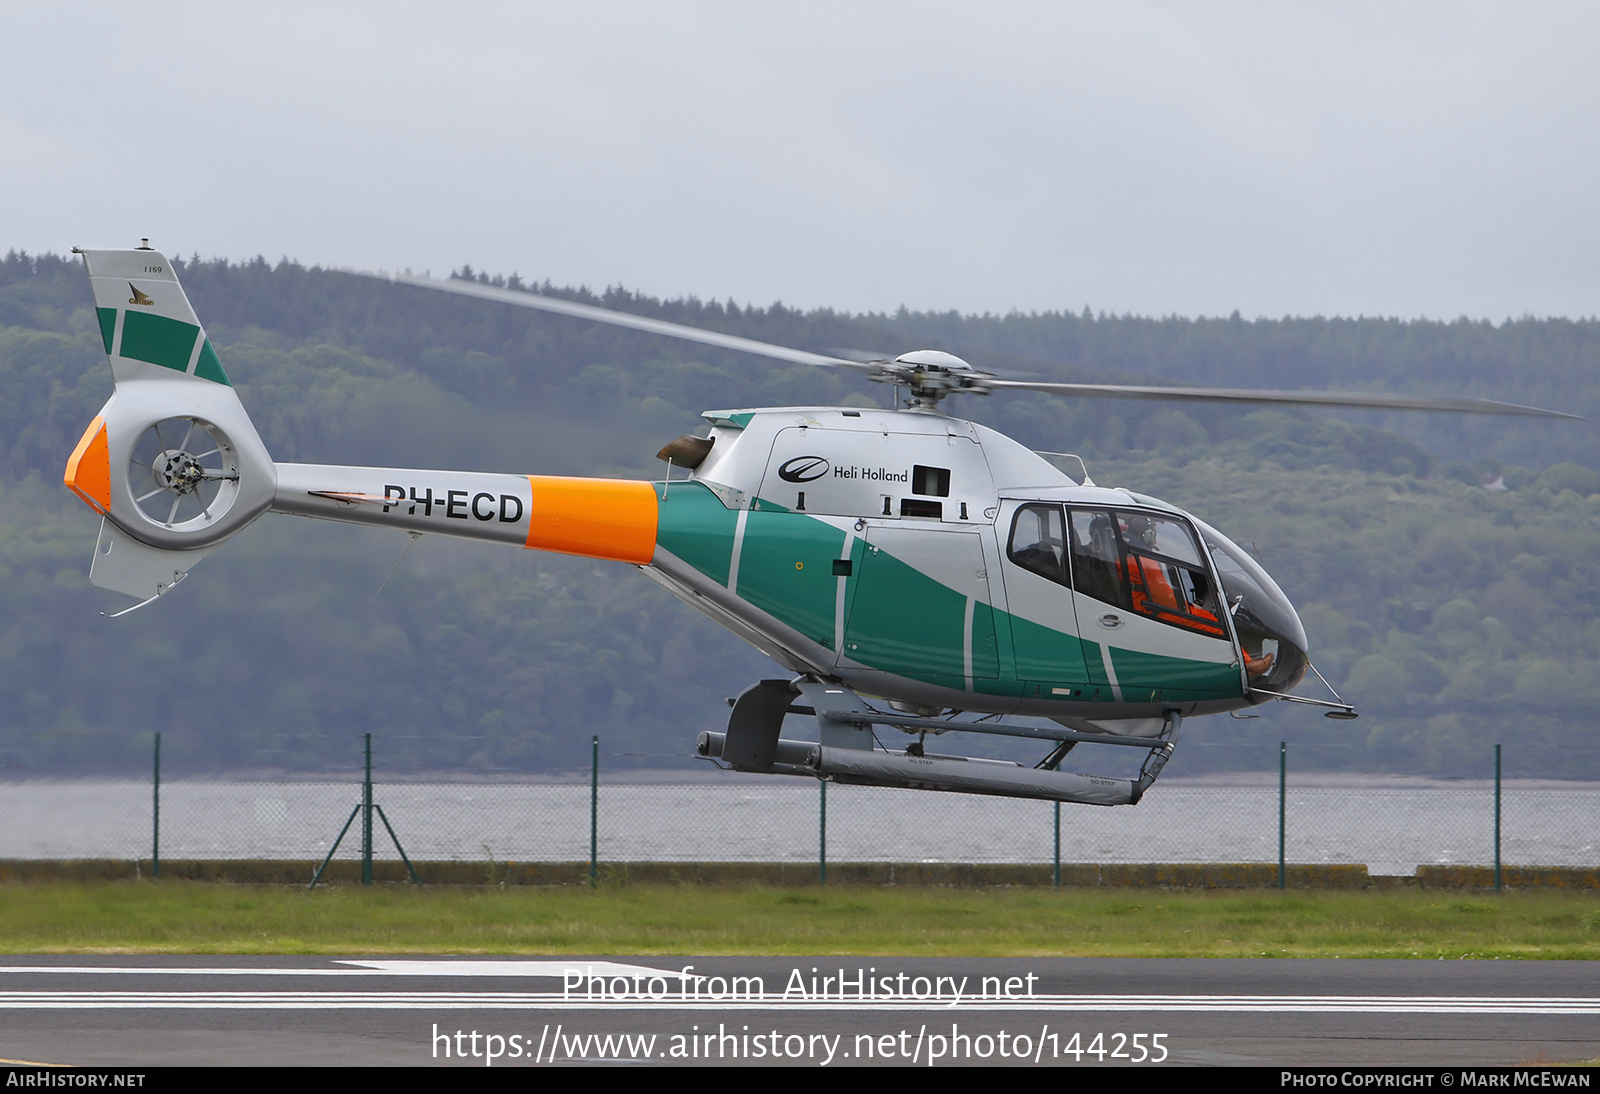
[1070,508,1226,638]
[1007,504,1068,586]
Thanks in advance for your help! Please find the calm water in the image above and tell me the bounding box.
[1,776,1592,875]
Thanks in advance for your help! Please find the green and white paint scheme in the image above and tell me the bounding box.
[648,406,1267,727]
[67,245,1324,804]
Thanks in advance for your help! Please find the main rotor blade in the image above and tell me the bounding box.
[341,268,870,372]
[339,267,1581,420]
[985,379,1583,419]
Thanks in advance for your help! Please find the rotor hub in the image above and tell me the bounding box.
[871,349,993,407]
[153,449,206,495]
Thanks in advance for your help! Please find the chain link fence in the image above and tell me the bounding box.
[1,735,1595,884]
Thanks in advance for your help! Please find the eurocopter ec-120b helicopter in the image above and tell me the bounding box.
[61,244,1577,807]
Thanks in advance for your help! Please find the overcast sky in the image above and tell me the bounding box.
[5,3,1599,320]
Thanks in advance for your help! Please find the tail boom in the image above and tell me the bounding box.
[68,245,663,602]
[272,465,660,564]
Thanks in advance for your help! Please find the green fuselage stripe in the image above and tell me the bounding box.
[655,486,1244,703]
[842,539,998,682]
[735,511,845,649]
[1107,644,1241,701]
[654,482,741,587]
[1009,612,1098,699]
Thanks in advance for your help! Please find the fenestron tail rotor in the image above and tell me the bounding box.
[342,268,1580,419]
[128,416,240,528]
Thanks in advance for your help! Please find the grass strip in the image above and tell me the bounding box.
[0,882,1596,957]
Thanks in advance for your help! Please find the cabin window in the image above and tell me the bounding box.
[912,465,950,497]
[1008,504,1068,585]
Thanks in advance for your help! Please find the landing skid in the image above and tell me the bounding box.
[696,678,1183,806]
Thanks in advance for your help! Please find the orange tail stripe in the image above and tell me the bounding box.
[64,416,111,515]
[524,476,659,564]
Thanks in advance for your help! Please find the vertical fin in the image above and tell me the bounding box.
[73,247,230,386]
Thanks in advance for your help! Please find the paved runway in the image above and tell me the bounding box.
[2,956,1596,1067]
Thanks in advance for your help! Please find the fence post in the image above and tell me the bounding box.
[1053,801,1061,888]
[152,732,161,881]
[819,778,827,886]
[1278,741,1287,890]
[1494,743,1502,893]
[362,733,373,886]
[590,735,598,887]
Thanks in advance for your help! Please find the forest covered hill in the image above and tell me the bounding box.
[1,250,1596,779]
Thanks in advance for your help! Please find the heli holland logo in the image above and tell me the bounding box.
[777,455,830,483]
[128,284,155,306]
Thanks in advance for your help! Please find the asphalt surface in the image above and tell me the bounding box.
[1,956,1596,1067]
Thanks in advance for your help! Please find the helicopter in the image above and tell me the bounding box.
[60,243,1577,807]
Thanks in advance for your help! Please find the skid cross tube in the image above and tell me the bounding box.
[1130,711,1184,804]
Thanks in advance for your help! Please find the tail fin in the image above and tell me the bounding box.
[66,246,275,602]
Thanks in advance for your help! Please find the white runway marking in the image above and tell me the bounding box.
[1,991,1596,1013]
[343,960,674,978]
[0,961,673,979]
[7,964,1595,1015]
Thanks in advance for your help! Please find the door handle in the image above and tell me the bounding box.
[1098,613,1124,629]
